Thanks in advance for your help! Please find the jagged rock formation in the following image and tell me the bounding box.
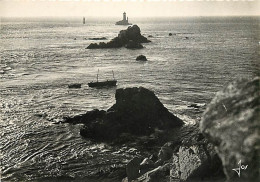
[200,77,260,181]
[86,25,150,49]
[122,125,224,182]
[64,87,183,141]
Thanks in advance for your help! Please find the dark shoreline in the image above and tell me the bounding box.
[58,78,259,182]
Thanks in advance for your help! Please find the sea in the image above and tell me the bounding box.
[0,17,259,181]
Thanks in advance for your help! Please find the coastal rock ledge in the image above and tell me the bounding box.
[64,87,183,141]
[86,25,151,49]
[200,77,260,181]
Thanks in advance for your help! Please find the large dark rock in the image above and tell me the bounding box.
[86,25,150,49]
[63,109,106,124]
[125,40,143,49]
[200,77,260,181]
[122,125,224,182]
[118,25,150,43]
[64,87,183,141]
[165,124,225,181]
[170,143,223,181]
[126,157,144,181]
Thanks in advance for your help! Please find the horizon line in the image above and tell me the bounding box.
[1,15,260,18]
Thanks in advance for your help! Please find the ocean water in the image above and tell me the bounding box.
[0,17,259,181]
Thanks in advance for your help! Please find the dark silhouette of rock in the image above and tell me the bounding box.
[119,25,150,43]
[86,25,150,49]
[88,37,107,40]
[64,87,183,141]
[200,77,260,181]
[137,163,171,182]
[157,142,174,162]
[140,158,155,173]
[148,35,153,38]
[136,55,147,61]
[126,157,144,181]
[121,124,225,182]
[125,40,144,49]
[86,43,100,49]
[63,109,106,124]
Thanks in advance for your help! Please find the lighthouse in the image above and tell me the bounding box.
[123,12,126,21]
[116,12,132,25]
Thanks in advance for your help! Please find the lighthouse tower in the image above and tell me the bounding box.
[123,12,126,21]
[116,12,132,25]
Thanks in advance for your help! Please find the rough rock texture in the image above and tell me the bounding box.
[125,40,144,49]
[122,125,224,182]
[137,163,171,182]
[126,157,144,181]
[64,87,183,141]
[158,142,174,162]
[170,143,223,181]
[140,158,155,174]
[86,25,150,49]
[200,77,260,181]
[136,55,147,61]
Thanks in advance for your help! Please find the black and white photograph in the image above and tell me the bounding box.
[0,0,259,181]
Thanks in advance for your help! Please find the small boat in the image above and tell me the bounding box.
[88,70,117,88]
[68,83,81,88]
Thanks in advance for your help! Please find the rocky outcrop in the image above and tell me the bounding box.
[126,157,144,181]
[64,87,183,141]
[136,55,147,61]
[200,77,260,181]
[137,163,171,182]
[88,37,107,40]
[170,143,223,181]
[122,125,224,182]
[86,25,150,49]
[125,40,144,49]
[63,109,106,125]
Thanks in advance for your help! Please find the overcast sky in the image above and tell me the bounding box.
[0,0,259,17]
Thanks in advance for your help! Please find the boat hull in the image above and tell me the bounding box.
[68,83,81,88]
[88,80,117,88]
